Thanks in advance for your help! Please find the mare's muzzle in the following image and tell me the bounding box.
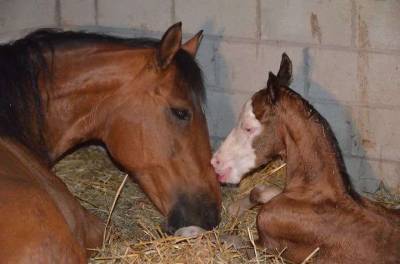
[165,192,220,234]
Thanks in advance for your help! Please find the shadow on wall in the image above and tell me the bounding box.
[303,47,380,195]
[208,38,234,152]
[199,23,238,153]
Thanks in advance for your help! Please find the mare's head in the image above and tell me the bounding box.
[4,23,222,233]
[211,53,293,184]
[98,23,221,232]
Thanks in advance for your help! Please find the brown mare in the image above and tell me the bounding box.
[211,53,400,263]
[0,22,221,263]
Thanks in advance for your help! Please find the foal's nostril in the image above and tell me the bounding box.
[211,156,220,167]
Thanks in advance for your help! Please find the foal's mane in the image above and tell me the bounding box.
[0,29,205,162]
[278,86,356,194]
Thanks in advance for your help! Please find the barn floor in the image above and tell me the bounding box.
[54,146,400,264]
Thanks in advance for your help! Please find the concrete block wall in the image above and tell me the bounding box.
[1,0,399,195]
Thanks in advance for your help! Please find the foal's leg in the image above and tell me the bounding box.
[250,185,282,204]
[222,185,283,259]
[256,196,322,263]
[228,184,282,217]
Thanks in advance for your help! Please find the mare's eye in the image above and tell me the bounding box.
[171,108,191,121]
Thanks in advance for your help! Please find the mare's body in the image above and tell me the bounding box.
[0,23,221,263]
[0,138,102,263]
[212,54,400,263]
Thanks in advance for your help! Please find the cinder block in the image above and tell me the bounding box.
[312,102,353,154]
[175,0,257,39]
[345,156,382,194]
[195,37,216,87]
[379,160,400,195]
[358,177,381,194]
[356,0,400,50]
[97,0,172,32]
[210,136,223,152]
[215,41,305,96]
[358,158,382,194]
[205,90,252,138]
[344,155,362,185]
[0,31,31,43]
[60,0,96,26]
[356,158,400,195]
[308,48,358,102]
[361,52,400,107]
[352,106,400,161]
[261,0,352,46]
[0,0,56,33]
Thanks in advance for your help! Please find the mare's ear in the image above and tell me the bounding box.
[158,22,182,69]
[266,71,278,104]
[277,53,292,86]
[181,30,203,57]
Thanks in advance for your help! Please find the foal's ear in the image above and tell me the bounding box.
[277,53,292,86]
[266,71,278,104]
[182,30,203,57]
[158,22,182,69]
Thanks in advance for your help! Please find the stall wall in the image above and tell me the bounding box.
[1,0,400,194]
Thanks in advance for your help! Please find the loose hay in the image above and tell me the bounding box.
[54,146,400,263]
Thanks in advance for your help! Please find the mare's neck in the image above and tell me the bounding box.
[281,108,349,199]
[42,45,148,162]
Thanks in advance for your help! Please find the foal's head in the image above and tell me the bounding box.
[211,54,293,184]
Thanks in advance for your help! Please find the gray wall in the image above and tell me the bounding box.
[1,0,399,195]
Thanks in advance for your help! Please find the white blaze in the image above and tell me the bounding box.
[211,99,262,184]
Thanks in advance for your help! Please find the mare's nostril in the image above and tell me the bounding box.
[167,193,221,234]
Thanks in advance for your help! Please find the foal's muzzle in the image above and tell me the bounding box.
[165,192,220,234]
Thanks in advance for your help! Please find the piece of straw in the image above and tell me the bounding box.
[103,173,129,246]
[247,227,259,264]
[300,247,319,264]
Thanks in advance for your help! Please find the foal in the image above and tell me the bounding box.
[212,54,400,263]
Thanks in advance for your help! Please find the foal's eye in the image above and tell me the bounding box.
[171,108,191,121]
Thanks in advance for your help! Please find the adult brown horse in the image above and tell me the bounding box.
[0,22,221,263]
[211,54,400,263]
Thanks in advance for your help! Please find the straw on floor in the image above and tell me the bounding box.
[54,146,400,264]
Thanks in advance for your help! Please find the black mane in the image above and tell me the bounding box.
[0,29,205,161]
[175,49,206,107]
[23,28,159,48]
[0,31,50,160]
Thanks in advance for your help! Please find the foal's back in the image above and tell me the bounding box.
[307,193,398,263]
[0,139,103,263]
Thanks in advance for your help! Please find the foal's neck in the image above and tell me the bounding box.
[282,107,349,200]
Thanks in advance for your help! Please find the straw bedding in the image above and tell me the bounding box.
[54,146,400,264]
